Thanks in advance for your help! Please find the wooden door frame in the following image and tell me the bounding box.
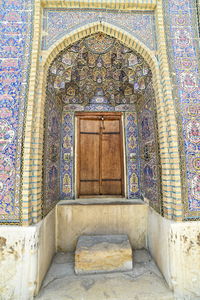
[75,112,125,198]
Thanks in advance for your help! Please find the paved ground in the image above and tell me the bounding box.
[35,249,174,300]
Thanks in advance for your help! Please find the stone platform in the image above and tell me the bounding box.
[75,235,133,274]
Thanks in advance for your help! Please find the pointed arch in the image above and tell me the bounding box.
[21,20,182,224]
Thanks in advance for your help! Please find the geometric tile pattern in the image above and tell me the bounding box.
[0,0,34,223]
[164,0,200,218]
[43,9,156,51]
[47,33,152,109]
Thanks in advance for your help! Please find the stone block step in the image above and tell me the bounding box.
[75,234,133,274]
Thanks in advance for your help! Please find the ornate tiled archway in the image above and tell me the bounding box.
[21,20,182,224]
[43,32,162,215]
[1,2,200,299]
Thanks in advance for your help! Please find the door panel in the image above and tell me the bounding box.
[101,133,121,179]
[103,119,120,133]
[101,129,122,195]
[80,133,100,180]
[79,118,100,195]
[101,181,122,195]
[80,119,100,133]
[80,181,99,195]
[77,113,123,197]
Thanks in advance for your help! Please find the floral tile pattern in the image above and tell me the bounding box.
[43,9,156,51]
[0,0,34,223]
[60,112,74,199]
[43,93,62,216]
[164,0,200,218]
[137,83,162,213]
[125,112,141,199]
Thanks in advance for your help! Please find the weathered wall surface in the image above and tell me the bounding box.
[148,208,200,298]
[0,209,56,299]
[35,208,56,295]
[0,227,38,299]
[56,202,148,252]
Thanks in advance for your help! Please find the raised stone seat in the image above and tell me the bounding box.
[75,234,133,274]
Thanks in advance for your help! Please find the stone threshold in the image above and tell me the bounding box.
[57,198,145,206]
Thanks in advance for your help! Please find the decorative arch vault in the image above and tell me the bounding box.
[22,20,183,224]
[42,32,162,216]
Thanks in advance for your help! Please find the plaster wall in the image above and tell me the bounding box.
[35,208,56,294]
[148,208,200,298]
[0,208,56,300]
[1,204,200,299]
[56,202,148,252]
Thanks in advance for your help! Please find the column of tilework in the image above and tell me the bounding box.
[163,0,200,220]
[0,0,35,224]
[154,1,183,221]
[21,0,42,225]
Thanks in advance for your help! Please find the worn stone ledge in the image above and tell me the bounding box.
[75,235,133,274]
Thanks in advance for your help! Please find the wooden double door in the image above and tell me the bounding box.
[77,112,124,197]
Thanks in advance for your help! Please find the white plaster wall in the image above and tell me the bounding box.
[1,204,200,299]
[0,208,56,300]
[0,226,38,300]
[35,208,56,295]
[147,208,172,288]
[148,207,200,299]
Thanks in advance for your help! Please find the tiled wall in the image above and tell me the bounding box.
[137,83,162,213]
[125,112,141,199]
[163,0,200,219]
[43,91,62,216]
[60,111,74,199]
[0,0,34,223]
[42,9,156,51]
[1,0,200,224]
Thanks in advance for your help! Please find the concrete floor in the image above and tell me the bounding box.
[35,249,174,300]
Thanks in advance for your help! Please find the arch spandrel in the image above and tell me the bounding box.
[42,21,158,71]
